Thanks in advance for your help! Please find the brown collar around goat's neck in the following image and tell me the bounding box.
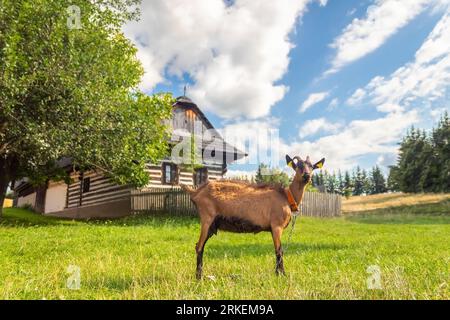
[284,187,299,213]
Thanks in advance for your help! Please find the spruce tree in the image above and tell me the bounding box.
[370,166,387,194]
[337,170,345,195]
[344,171,353,198]
[353,166,364,196]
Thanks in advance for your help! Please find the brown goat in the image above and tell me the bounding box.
[182,155,325,279]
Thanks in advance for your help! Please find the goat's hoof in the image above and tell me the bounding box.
[275,270,286,276]
[196,272,202,280]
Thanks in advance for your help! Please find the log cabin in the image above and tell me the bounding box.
[12,96,246,219]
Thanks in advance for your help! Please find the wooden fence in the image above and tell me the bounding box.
[301,192,342,217]
[131,187,341,218]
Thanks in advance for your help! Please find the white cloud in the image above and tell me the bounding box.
[315,9,450,170]
[347,8,357,17]
[327,0,436,75]
[285,110,419,170]
[346,88,366,106]
[225,169,256,179]
[377,153,398,168]
[299,91,330,113]
[317,0,328,6]
[124,0,314,119]
[430,107,449,120]
[347,11,450,113]
[216,110,418,172]
[299,118,342,138]
[328,98,339,109]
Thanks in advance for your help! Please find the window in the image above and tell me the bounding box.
[162,163,178,185]
[194,168,208,187]
[82,177,90,193]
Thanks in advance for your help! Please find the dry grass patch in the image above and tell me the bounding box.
[2,199,13,208]
[343,193,450,214]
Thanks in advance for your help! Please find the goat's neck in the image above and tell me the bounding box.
[289,179,307,204]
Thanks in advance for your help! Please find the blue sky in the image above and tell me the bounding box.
[124,0,450,176]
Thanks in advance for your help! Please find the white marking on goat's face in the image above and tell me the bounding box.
[295,158,313,184]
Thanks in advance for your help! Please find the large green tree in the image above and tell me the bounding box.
[0,0,174,216]
[255,163,291,187]
[388,113,450,193]
[430,113,450,192]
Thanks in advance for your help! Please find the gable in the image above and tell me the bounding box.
[171,106,211,135]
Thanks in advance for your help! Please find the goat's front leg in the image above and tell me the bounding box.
[271,226,285,276]
[196,218,213,280]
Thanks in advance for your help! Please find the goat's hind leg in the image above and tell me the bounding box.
[271,226,285,276]
[195,216,215,280]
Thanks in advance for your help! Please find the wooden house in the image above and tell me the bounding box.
[12,96,246,218]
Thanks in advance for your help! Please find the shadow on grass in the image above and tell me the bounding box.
[0,208,200,228]
[206,242,351,258]
[84,273,169,291]
[84,277,138,292]
[106,213,199,228]
[0,208,77,228]
[345,200,450,225]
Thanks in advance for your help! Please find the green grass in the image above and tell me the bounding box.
[0,200,449,300]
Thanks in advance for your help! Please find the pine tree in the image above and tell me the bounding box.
[314,170,325,192]
[255,163,265,184]
[337,170,345,195]
[343,170,353,198]
[361,169,372,195]
[431,112,450,192]
[255,163,290,187]
[395,127,423,192]
[312,174,320,188]
[370,166,387,194]
[388,165,400,192]
[326,172,339,194]
[388,113,450,193]
[353,166,364,196]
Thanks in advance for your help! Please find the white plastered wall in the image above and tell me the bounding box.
[17,192,36,208]
[44,182,68,213]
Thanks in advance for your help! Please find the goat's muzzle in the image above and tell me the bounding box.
[303,174,311,183]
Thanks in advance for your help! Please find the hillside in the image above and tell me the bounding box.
[343,193,450,214]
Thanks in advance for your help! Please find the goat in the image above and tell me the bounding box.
[182,155,325,279]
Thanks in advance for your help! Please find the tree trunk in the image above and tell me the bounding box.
[0,166,9,219]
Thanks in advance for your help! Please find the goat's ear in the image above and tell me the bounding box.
[286,155,295,169]
[313,158,325,170]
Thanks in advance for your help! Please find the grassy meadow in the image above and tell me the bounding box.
[0,194,448,300]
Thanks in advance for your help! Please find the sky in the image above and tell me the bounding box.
[123,0,450,176]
